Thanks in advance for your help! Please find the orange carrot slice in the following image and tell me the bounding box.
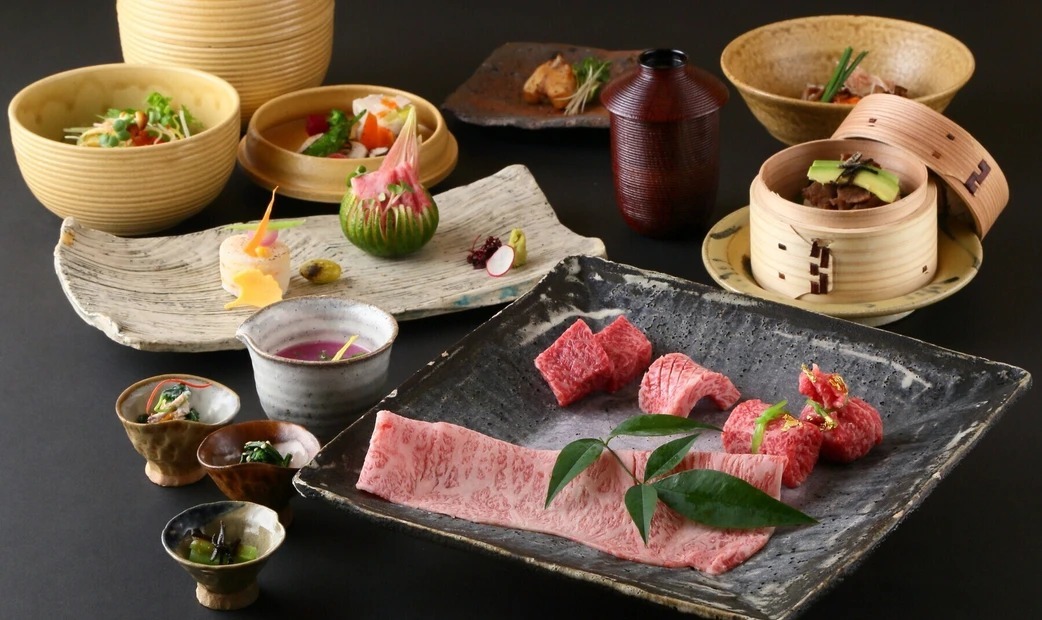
[242,187,278,257]
[359,113,396,151]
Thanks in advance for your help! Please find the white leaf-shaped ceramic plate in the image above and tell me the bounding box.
[53,165,606,352]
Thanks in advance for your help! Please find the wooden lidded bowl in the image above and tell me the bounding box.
[750,137,934,303]
[720,15,974,145]
[117,0,334,125]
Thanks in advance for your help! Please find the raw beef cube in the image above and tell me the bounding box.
[722,399,823,488]
[798,364,884,462]
[534,319,613,406]
[593,315,653,392]
[800,397,883,463]
[638,352,740,417]
[799,363,849,411]
[357,410,786,574]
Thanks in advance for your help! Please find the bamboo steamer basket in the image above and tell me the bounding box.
[749,94,1008,305]
[750,138,935,303]
[832,93,1008,238]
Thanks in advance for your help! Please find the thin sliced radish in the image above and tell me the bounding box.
[485,245,515,277]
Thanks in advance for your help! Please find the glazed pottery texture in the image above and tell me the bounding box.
[236,296,399,439]
[161,501,286,610]
[720,14,974,145]
[749,138,934,303]
[239,84,458,203]
[197,420,322,525]
[116,374,240,486]
[117,0,334,125]
[601,49,729,239]
[8,63,240,235]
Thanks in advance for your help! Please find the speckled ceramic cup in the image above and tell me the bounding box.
[236,296,398,439]
[116,374,240,486]
[161,501,285,610]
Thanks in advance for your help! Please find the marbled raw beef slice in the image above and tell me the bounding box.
[722,399,823,488]
[356,410,785,574]
[534,319,612,406]
[638,352,740,417]
[594,315,652,392]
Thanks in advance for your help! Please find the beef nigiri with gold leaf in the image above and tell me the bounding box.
[339,106,438,257]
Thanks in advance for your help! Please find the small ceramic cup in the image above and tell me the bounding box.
[161,500,286,610]
[236,295,398,439]
[197,419,322,526]
[116,374,240,486]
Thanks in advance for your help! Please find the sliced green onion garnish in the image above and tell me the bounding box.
[751,400,788,454]
[225,218,306,231]
[808,399,838,431]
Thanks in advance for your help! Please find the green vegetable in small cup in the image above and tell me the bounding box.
[240,440,292,467]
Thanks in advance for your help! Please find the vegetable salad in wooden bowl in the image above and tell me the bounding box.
[237,84,459,204]
[9,63,241,235]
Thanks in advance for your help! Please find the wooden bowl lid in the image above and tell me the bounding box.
[831,93,1008,238]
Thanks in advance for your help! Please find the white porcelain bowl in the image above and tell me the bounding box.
[236,295,398,438]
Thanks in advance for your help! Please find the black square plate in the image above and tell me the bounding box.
[294,255,1030,619]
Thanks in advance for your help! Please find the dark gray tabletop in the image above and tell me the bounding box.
[2,2,1038,619]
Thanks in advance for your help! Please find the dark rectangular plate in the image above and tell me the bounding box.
[441,42,639,129]
[294,255,1031,619]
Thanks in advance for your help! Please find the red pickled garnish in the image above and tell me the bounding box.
[305,113,329,136]
[466,235,503,269]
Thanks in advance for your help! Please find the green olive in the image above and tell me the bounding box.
[299,258,342,284]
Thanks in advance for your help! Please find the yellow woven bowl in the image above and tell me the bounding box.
[117,0,334,124]
[720,14,974,145]
[8,63,240,236]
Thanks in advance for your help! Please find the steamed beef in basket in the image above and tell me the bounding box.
[356,410,786,574]
[722,399,823,488]
[798,364,883,463]
[638,352,741,417]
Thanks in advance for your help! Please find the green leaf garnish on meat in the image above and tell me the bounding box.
[545,412,815,543]
[643,433,702,482]
[545,438,605,508]
[624,484,659,544]
[654,469,817,528]
[607,414,720,439]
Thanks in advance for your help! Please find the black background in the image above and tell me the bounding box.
[2,1,1039,618]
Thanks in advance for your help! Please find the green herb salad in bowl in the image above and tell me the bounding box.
[9,63,240,235]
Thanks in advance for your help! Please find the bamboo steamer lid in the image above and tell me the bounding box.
[831,93,1008,238]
